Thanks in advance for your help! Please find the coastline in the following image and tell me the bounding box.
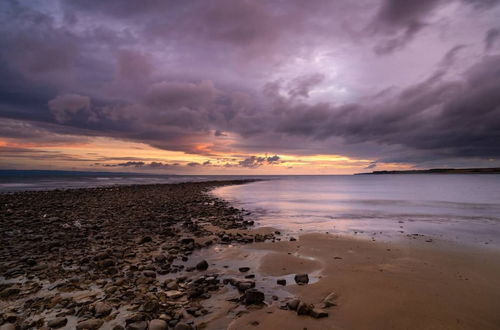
[1,180,500,329]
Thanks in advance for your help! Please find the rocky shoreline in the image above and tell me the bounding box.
[1,180,287,330]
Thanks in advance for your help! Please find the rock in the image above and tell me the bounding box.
[141,299,158,312]
[196,260,208,271]
[126,321,147,330]
[322,292,338,307]
[0,287,20,298]
[165,290,185,299]
[297,301,313,315]
[48,317,68,328]
[0,324,15,330]
[138,236,152,244]
[94,301,112,317]
[290,237,297,241]
[242,288,265,305]
[286,299,300,311]
[238,267,250,272]
[174,322,193,330]
[310,308,329,318]
[180,237,195,244]
[277,279,286,286]
[294,274,309,285]
[237,280,255,291]
[148,319,167,330]
[76,318,104,330]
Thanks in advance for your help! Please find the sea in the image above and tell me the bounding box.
[2,171,500,248]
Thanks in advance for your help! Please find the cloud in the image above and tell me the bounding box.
[238,155,281,168]
[48,94,92,123]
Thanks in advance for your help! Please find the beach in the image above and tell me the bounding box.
[1,179,500,329]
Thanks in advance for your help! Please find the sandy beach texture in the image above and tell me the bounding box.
[1,181,500,330]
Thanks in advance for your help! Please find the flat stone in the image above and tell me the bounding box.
[76,318,104,330]
[126,321,147,330]
[48,317,68,328]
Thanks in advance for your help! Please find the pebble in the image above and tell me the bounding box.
[196,260,209,271]
[148,319,168,330]
[242,288,265,305]
[294,274,309,285]
[47,317,68,328]
[76,319,104,330]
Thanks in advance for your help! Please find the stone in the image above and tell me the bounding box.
[48,317,68,328]
[294,274,309,285]
[322,292,338,307]
[0,324,16,330]
[165,290,185,299]
[296,301,313,315]
[94,301,112,317]
[0,287,20,298]
[196,260,208,271]
[138,236,152,244]
[238,267,250,272]
[277,279,286,286]
[237,280,255,291]
[148,319,167,330]
[174,323,193,330]
[310,308,329,318]
[126,321,147,330]
[286,299,300,311]
[76,318,104,330]
[242,288,265,305]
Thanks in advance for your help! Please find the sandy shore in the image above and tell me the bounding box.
[219,233,500,329]
[1,181,500,329]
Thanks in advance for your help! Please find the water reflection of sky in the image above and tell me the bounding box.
[213,175,500,248]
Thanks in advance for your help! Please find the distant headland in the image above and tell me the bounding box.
[356,167,500,175]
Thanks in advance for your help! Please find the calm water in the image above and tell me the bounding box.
[0,171,275,192]
[213,175,500,248]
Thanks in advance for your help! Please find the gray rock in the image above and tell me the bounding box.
[48,317,68,328]
[294,274,309,285]
[148,319,167,330]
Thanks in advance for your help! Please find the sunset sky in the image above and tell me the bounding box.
[1,0,500,174]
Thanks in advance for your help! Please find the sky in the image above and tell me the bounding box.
[1,0,500,174]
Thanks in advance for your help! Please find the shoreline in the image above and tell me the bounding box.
[1,180,500,329]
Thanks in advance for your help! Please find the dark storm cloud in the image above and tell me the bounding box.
[1,0,500,169]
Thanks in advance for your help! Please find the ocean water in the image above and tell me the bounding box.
[0,171,274,192]
[213,175,500,248]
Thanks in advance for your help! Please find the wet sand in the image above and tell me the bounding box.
[222,233,500,330]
